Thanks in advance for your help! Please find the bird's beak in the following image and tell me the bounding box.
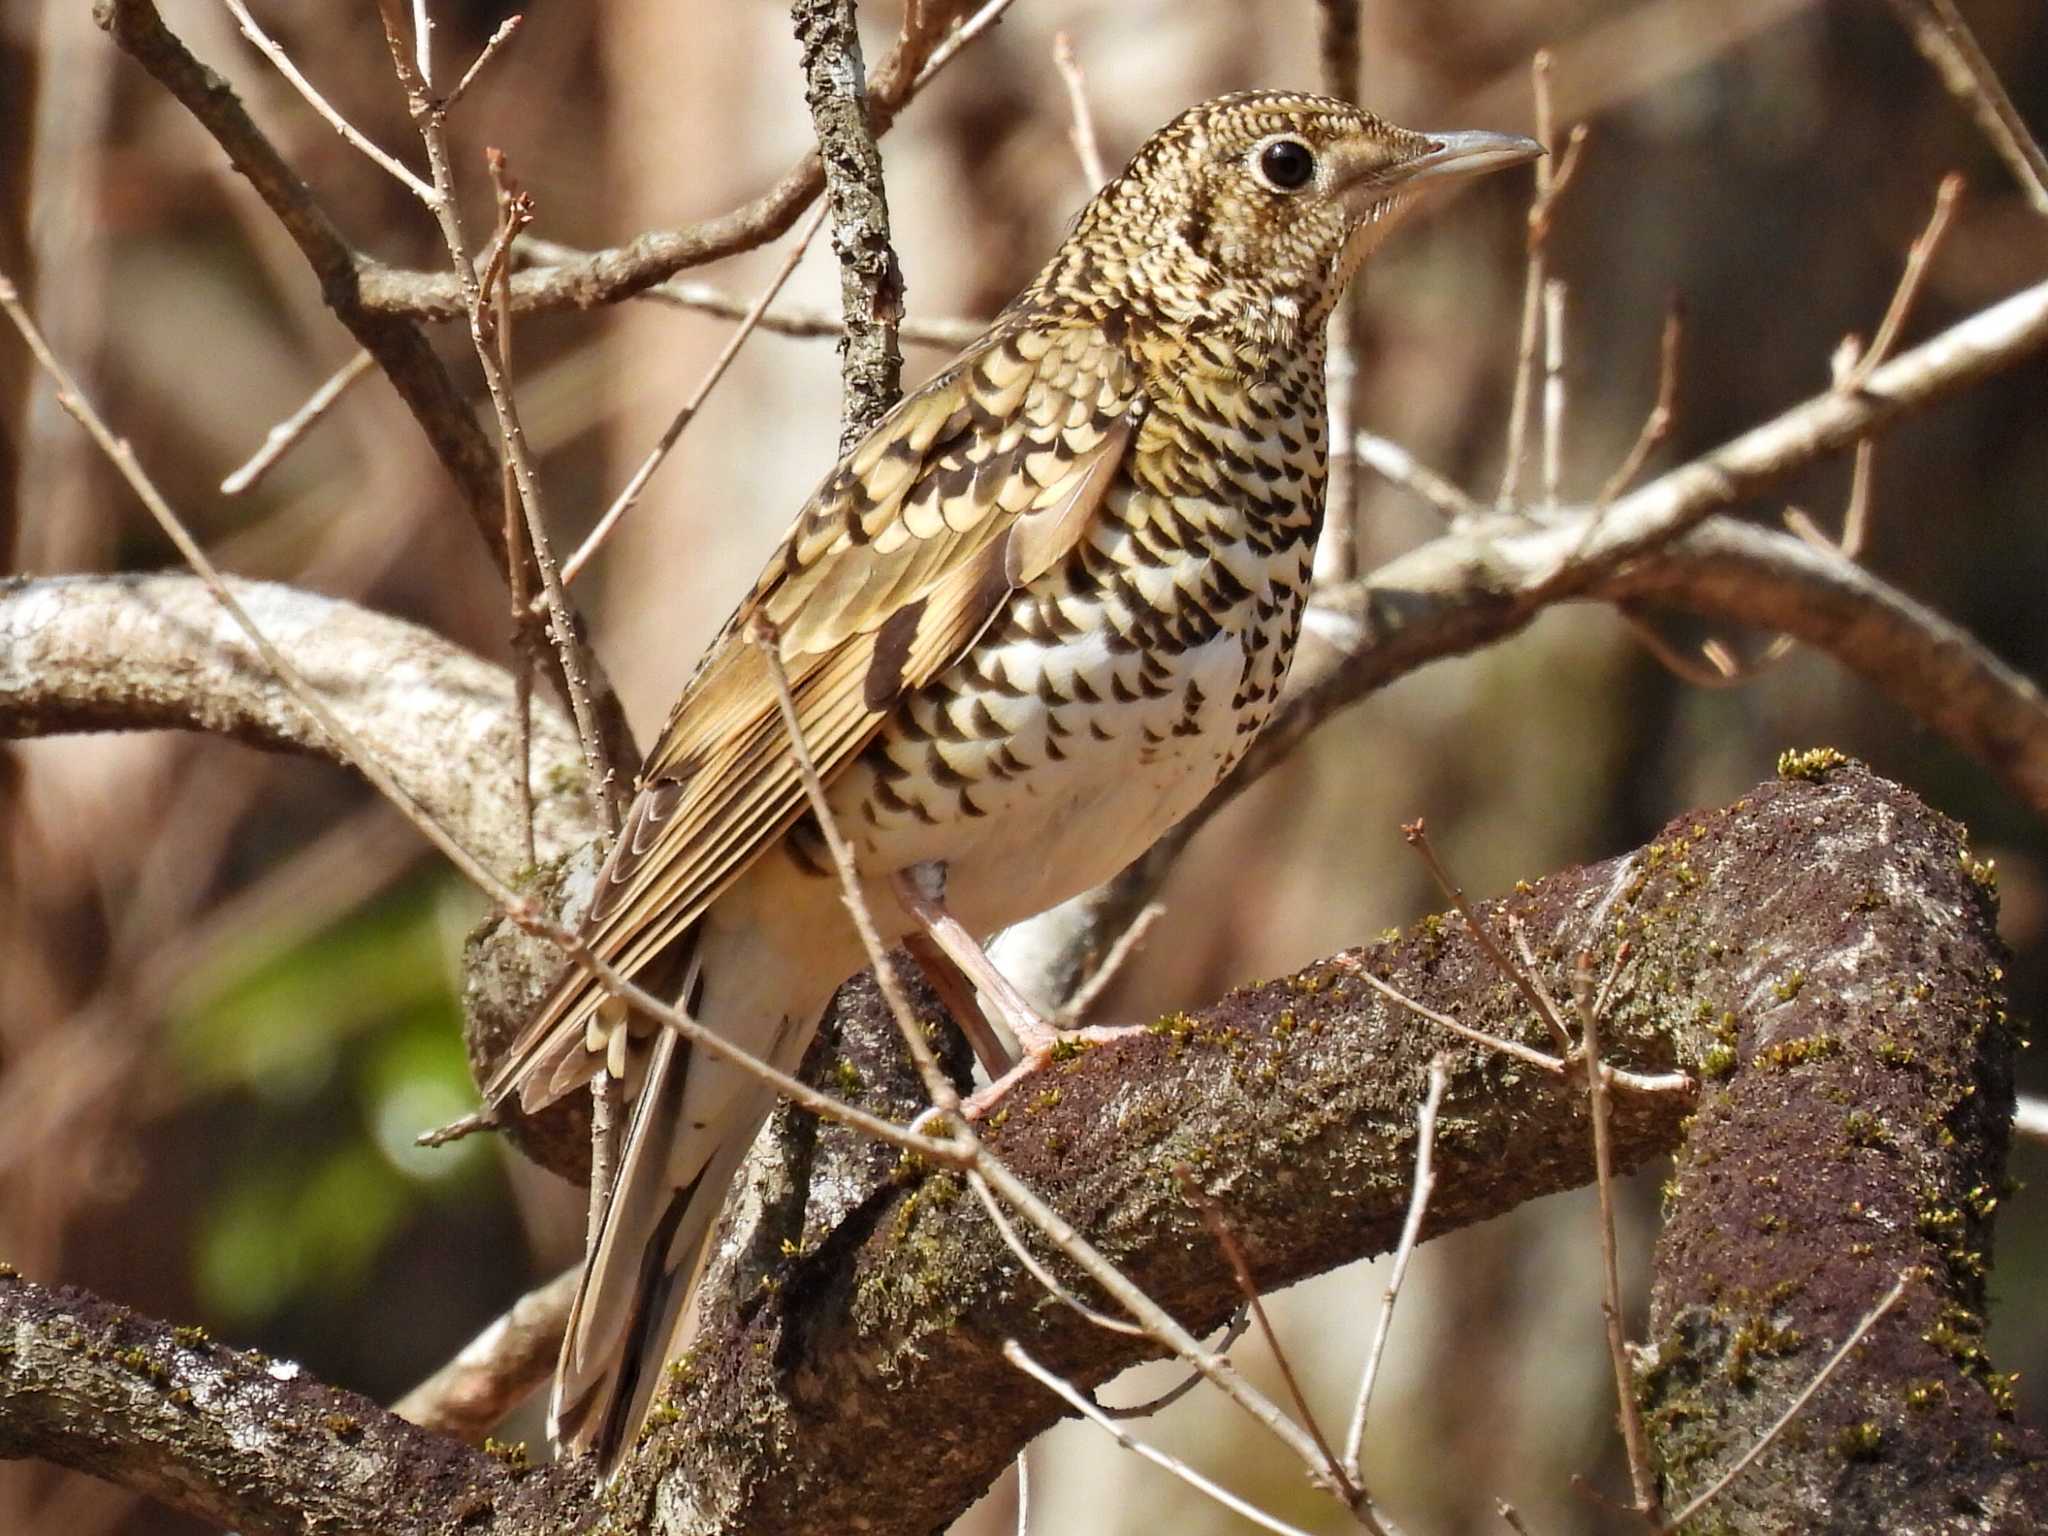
[1388,129,1546,190]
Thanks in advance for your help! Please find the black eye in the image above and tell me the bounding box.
[1258,138,1316,191]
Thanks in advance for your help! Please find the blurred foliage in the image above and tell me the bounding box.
[170,878,496,1325]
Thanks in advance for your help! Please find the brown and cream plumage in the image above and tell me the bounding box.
[486,90,1540,1476]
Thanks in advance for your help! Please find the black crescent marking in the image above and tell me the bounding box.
[865,597,929,711]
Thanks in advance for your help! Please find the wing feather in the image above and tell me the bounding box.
[487,321,1139,1109]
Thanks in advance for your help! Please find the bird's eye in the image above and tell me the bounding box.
[1256,138,1317,192]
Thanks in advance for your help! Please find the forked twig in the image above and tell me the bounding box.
[1004,1341,1321,1536]
[1176,1168,1357,1503]
[1405,820,1574,1056]
[219,0,439,204]
[1343,1054,1450,1481]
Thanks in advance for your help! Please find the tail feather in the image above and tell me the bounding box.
[550,1025,779,1480]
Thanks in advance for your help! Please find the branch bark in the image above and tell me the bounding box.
[5,765,2027,1533]
[0,572,598,875]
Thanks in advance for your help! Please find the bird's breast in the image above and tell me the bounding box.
[831,461,1320,933]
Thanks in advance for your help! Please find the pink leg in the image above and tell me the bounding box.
[889,864,1143,1118]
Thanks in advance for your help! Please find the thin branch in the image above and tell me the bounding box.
[1595,299,1681,506]
[218,0,439,204]
[1355,430,1488,524]
[560,203,829,586]
[1846,172,1965,392]
[1499,51,1586,507]
[1405,820,1575,1056]
[1881,0,2048,218]
[1176,1168,1358,1506]
[1658,1270,1915,1532]
[1051,33,1107,188]
[390,1266,578,1441]
[516,236,982,349]
[445,13,521,109]
[1055,902,1164,1026]
[1573,953,1660,1522]
[218,348,375,495]
[794,0,905,447]
[375,17,621,830]
[1004,1342,1321,1536]
[353,0,1005,320]
[1343,1055,1449,1482]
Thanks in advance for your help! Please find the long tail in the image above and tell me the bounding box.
[551,1024,780,1478]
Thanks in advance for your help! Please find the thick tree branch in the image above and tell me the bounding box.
[597,766,2040,1532]
[0,1272,586,1536]
[0,573,597,874]
[5,767,2030,1534]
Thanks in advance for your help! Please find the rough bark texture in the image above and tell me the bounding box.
[2,764,2036,1534]
[792,0,906,448]
[0,573,599,874]
[1641,756,2041,1531]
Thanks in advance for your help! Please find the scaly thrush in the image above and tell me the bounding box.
[488,90,1540,1475]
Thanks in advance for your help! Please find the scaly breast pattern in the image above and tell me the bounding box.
[830,326,1328,934]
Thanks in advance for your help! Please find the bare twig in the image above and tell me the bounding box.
[1881,0,2048,218]
[1052,33,1107,188]
[374,9,621,830]
[218,0,439,204]
[1596,300,1682,506]
[1004,1342,1321,1536]
[1405,820,1575,1056]
[1055,902,1164,1026]
[1573,953,1660,1521]
[1658,1270,1915,1531]
[445,13,521,109]
[1099,1308,1253,1420]
[391,1266,577,1440]
[219,348,376,495]
[963,1170,1147,1338]
[1845,172,1965,393]
[517,237,983,349]
[1499,51,1587,507]
[1176,1168,1356,1504]
[1354,430,1488,524]
[561,202,830,586]
[1343,1054,1449,1481]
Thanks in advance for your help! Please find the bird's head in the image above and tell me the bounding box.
[1049,90,1541,340]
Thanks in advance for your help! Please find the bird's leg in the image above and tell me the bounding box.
[890,862,1139,1119]
[903,931,1014,1081]
[890,862,1059,1055]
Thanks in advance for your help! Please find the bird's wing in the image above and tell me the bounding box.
[487,316,1139,1109]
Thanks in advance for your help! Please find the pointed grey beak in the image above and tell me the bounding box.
[1396,129,1546,188]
